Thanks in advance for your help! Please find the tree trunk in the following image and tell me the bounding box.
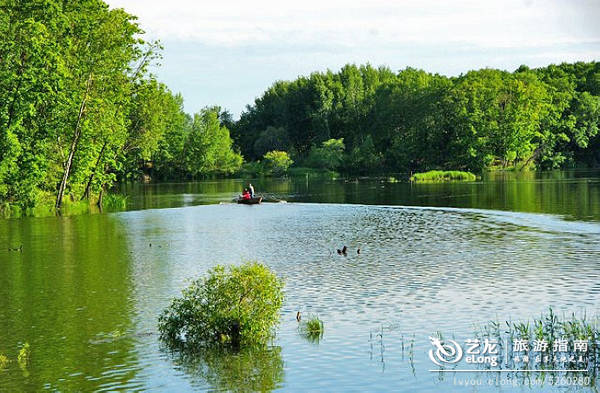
[81,141,107,200]
[55,74,93,209]
[97,186,104,211]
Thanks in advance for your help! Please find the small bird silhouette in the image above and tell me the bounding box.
[341,246,347,255]
[296,311,301,322]
[357,248,361,255]
[336,249,342,255]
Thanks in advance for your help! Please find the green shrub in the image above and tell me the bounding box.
[410,170,477,182]
[263,151,293,176]
[158,262,284,347]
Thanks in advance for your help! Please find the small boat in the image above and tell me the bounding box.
[237,196,262,205]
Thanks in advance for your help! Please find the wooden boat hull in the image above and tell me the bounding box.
[237,196,262,205]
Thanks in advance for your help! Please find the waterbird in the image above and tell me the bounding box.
[357,248,361,255]
[342,246,347,255]
[296,311,301,322]
[337,249,342,255]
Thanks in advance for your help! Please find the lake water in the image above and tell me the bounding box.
[1,170,600,392]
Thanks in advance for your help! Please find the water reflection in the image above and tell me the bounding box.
[167,345,284,392]
[119,170,600,221]
[0,215,141,392]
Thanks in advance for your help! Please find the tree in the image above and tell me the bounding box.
[305,138,345,170]
[263,151,293,176]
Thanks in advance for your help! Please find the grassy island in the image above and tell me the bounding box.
[410,170,477,182]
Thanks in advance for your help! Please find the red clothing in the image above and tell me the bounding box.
[242,192,251,200]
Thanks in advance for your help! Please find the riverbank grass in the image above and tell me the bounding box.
[410,170,477,182]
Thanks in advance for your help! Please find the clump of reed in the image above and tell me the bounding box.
[473,308,600,370]
[410,170,477,182]
[102,194,128,210]
[299,315,324,342]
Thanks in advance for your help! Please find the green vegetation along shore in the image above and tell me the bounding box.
[410,171,477,182]
[1,1,599,215]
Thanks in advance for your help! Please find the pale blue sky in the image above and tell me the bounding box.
[106,0,600,117]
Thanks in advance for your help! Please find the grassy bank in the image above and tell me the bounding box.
[410,170,477,182]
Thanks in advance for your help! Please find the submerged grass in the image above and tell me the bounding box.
[410,170,477,182]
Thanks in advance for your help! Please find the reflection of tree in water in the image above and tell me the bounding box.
[171,346,284,392]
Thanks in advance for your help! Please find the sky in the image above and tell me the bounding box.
[105,0,600,117]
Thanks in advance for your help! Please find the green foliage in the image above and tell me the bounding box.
[180,107,243,178]
[102,194,128,210]
[410,170,477,182]
[158,262,284,347]
[0,1,243,212]
[0,353,9,369]
[305,138,345,170]
[253,126,289,158]
[299,315,324,342]
[17,342,29,368]
[234,61,600,174]
[263,151,293,176]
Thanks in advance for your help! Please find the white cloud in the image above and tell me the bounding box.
[108,0,599,48]
[105,0,600,115]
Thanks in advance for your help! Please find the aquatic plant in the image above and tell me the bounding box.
[0,354,9,369]
[299,315,324,341]
[102,194,128,210]
[474,308,600,371]
[410,170,477,182]
[17,342,29,368]
[158,262,284,347]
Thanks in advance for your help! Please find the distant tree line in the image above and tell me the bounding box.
[231,62,600,175]
[0,0,241,210]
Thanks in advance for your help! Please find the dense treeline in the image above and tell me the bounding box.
[232,62,600,174]
[0,0,241,211]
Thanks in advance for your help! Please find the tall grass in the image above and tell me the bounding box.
[410,170,477,182]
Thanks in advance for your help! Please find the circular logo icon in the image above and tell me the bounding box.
[429,336,463,366]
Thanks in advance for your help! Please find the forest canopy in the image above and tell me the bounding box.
[0,0,241,211]
[232,62,600,174]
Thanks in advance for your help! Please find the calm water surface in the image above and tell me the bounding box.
[1,171,600,392]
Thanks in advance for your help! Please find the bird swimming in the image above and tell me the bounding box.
[296,311,301,322]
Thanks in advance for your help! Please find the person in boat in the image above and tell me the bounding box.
[241,189,251,200]
[248,183,255,198]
